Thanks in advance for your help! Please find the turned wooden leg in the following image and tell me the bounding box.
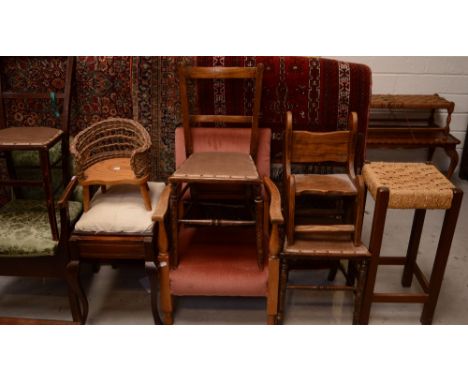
[140,182,152,211]
[83,185,90,212]
[401,209,426,287]
[420,189,463,324]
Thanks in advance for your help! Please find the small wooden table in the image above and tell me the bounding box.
[168,152,264,268]
[360,162,463,324]
[0,126,64,240]
[367,94,460,178]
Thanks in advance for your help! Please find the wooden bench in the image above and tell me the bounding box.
[367,94,460,178]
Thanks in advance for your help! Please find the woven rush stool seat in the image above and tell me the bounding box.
[363,162,454,209]
[359,162,463,324]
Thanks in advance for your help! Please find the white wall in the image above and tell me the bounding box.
[331,56,468,174]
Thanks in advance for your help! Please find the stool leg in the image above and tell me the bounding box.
[420,189,463,324]
[401,209,426,287]
[359,187,389,324]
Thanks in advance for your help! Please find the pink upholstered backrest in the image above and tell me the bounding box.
[175,127,271,177]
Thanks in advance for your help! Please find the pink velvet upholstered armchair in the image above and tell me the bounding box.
[154,128,283,324]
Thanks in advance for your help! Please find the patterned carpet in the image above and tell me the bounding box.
[1,56,371,183]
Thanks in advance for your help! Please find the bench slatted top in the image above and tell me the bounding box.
[371,94,454,110]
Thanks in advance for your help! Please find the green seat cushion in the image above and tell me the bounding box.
[0,199,82,258]
[12,140,62,168]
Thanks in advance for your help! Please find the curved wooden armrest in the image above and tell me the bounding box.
[58,176,79,209]
[152,184,172,222]
[263,176,284,224]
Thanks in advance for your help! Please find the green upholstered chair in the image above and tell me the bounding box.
[0,176,87,324]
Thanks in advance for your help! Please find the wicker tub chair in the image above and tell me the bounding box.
[71,118,152,212]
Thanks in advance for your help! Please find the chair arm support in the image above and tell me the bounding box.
[58,176,79,209]
[263,176,284,225]
[152,184,172,222]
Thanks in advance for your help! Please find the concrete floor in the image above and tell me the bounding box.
[1,178,467,325]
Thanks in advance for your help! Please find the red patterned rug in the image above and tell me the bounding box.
[1,56,371,184]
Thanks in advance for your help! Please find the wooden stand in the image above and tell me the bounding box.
[367,94,460,178]
[360,163,463,324]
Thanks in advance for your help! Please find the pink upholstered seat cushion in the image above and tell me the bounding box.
[170,226,269,297]
[175,127,271,177]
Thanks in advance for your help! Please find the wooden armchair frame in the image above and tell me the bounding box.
[156,177,283,325]
[0,176,86,324]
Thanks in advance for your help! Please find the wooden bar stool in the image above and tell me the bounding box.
[359,162,463,324]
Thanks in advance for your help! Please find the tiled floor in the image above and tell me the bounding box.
[1,177,467,325]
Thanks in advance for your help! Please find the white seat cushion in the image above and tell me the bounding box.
[74,182,165,234]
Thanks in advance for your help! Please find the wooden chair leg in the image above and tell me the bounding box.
[346,260,357,287]
[353,259,368,325]
[277,260,288,324]
[420,189,463,324]
[267,315,277,324]
[66,260,89,324]
[145,261,162,324]
[401,209,426,287]
[140,182,152,211]
[100,185,107,194]
[83,185,90,212]
[159,260,174,325]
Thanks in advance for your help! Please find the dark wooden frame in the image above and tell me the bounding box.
[67,180,168,324]
[279,111,370,324]
[0,176,86,324]
[0,56,75,240]
[359,183,463,324]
